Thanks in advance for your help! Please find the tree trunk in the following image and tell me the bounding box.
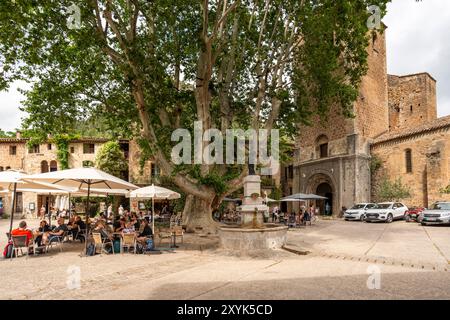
[182,194,219,234]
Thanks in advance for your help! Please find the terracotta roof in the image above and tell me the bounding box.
[372,115,450,146]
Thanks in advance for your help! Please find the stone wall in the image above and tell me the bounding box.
[354,30,389,141]
[0,139,26,171]
[371,128,450,207]
[387,73,437,131]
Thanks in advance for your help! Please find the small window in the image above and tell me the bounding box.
[0,167,3,172]
[405,149,412,173]
[320,143,329,158]
[83,143,95,154]
[410,105,413,112]
[6,166,11,170]
[70,146,75,153]
[47,143,52,150]
[9,146,17,155]
[288,165,294,179]
[29,145,40,154]
[151,163,160,178]
[316,135,329,159]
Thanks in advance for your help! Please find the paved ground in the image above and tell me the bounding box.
[1,218,449,300]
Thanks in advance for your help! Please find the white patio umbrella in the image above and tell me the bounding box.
[128,184,181,232]
[27,167,138,255]
[0,170,75,239]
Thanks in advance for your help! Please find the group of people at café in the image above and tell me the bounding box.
[9,202,164,256]
[10,218,73,254]
[92,212,154,248]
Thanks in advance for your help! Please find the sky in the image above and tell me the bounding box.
[0,0,449,132]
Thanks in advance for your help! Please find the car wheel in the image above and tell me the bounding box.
[405,215,411,222]
[421,222,427,226]
[360,215,366,222]
[386,214,393,223]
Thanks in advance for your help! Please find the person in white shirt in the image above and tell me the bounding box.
[118,205,124,216]
[107,204,113,219]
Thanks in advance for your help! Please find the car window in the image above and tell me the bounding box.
[351,204,365,210]
[375,204,391,209]
[396,203,403,208]
[366,204,376,209]
[431,203,450,210]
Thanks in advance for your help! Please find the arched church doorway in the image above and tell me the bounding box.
[316,183,333,216]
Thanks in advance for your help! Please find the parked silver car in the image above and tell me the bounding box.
[344,203,376,221]
[420,202,450,226]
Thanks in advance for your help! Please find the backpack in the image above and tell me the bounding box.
[113,240,121,254]
[85,243,96,256]
[3,241,15,259]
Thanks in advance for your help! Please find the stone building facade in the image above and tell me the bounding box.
[292,29,450,216]
[0,135,156,216]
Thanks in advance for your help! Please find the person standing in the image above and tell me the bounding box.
[118,205,124,217]
[39,205,46,219]
[272,206,278,222]
[107,204,113,219]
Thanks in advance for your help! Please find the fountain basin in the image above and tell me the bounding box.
[218,224,288,251]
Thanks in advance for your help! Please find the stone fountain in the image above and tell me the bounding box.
[218,175,288,252]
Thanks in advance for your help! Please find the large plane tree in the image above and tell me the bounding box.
[0,0,388,232]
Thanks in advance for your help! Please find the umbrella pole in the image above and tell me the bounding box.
[84,181,91,256]
[8,182,17,240]
[68,193,71,218]
[48,193,52,228]
[152,197,155,234]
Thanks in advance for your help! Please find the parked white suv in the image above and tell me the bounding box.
[364,202,409,223]
[420,202,450,226]
[344,203,376,221]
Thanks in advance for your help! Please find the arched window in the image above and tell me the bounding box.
[316,135,329,159]
[405,149,412,173]
[50,160,58,172]
[41,161,49,173]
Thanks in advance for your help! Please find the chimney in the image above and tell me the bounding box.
[16,131,22,139]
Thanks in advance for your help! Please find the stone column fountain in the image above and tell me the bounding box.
[218,175,288,253]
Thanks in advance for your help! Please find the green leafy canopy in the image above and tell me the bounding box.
[0,0,390,201]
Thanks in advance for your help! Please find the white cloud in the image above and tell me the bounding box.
[0,81,28,132]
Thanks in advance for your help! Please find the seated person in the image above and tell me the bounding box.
[93,221,112,242]
[136,218,153,246]
[11,221,33,246]
[67,217,78,237]
[130,213,140,230]
[122,221,135,234]
[34,220,52,247]
[303,211,311,224]
[114,218,126,232]
[43,218,68,244]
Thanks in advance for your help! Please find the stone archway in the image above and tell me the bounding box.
[305,172,338,216]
